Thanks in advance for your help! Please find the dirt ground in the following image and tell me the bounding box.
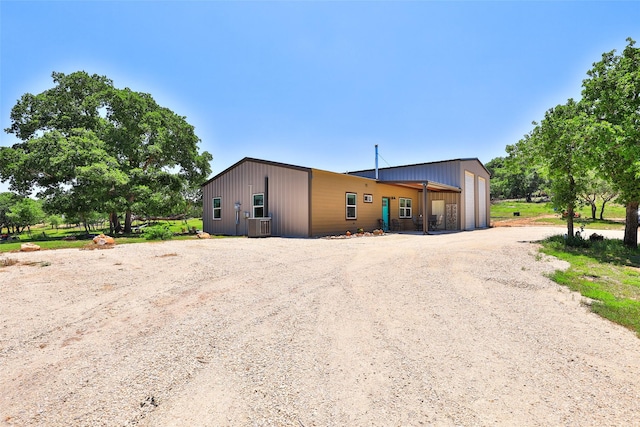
[2,226,640,426]
[491,214,569,228]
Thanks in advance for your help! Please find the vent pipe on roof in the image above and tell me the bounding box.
[375,144,379,180]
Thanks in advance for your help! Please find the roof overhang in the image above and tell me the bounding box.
[379,180,461,192]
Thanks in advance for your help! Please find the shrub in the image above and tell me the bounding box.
[565,236,591,248]
[144,225,173,241]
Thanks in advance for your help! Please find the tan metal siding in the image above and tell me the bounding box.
[426,192,460,230]
[202,160,310,237]
[310,169,421,236]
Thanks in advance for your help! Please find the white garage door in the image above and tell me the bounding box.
[465,171,475,230]
[478,176,487,228]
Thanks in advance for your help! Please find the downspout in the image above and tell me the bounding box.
[264,176,269,218]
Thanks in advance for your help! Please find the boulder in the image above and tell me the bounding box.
[92,234,115,245]
[20,243,41,252]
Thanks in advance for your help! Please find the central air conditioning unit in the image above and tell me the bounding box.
[247,217,272,237]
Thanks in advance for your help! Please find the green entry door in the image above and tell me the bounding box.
[381,197,389,231]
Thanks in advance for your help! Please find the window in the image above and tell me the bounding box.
[363,194,373,203]
[399,198,412,218]
[253,193,264,218]
[346,193,357,219]
[212,197,222,220]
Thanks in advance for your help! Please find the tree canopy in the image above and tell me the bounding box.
[512,99,594,237]
[0,192,44,235]
[485,155,548,200]
[0,71,212,233]
[503,38,639,248]
[581,38,640,247]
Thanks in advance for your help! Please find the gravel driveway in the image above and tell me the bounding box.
[1,226,639,426]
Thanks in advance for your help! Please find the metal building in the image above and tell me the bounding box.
[348,158,491,231]
[201,157,490,237]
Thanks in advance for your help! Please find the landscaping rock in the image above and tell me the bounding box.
[20,243,41,252]
[92,234,116,246]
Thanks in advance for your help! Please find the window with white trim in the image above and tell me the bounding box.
[346,192,357,219]
[399,198,412,218]
[253,193,265,218]
[212,197,222,220]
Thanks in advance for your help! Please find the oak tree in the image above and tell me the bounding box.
[582,38,640,248]
[511,99,594,238]
[1,71,212,233]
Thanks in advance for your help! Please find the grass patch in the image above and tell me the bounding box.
[0,219,205,253]
[2,218,203,240]
[532,217,625,230]
[491,199,627,226]
[540,235,640,336]
[491,200,555,219]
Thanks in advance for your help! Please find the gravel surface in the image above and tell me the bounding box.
[1,226,640,426]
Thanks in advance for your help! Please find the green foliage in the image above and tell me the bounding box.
[143,225,174,241]
[578,171,619,220]
[0,218,205,253]
[522,99,594,237]
[564,235,592,248]
[486,156,548,200]
[506,38,640,246]
[581,38,640,247]
[1,71,212,234]
[541,235,640,335]
[10,198,45,231]
[0,194,45,234]
[47,214,63,229]
[0,192,20,233]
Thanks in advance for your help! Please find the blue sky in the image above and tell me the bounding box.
[1,1,639,193]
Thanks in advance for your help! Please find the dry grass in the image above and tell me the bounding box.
[0,257,50,268]
[0,257,19,267]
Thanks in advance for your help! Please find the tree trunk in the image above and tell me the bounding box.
[124,210,133,233]
[590,203,597,220]
[599,201,607,220]
[567,205,575,238]
[623,201,639,249]
[110,212,122,234]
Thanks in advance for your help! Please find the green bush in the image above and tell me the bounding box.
[565,236,591,248]
[144,225,174,240]
[544,234,590,248]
